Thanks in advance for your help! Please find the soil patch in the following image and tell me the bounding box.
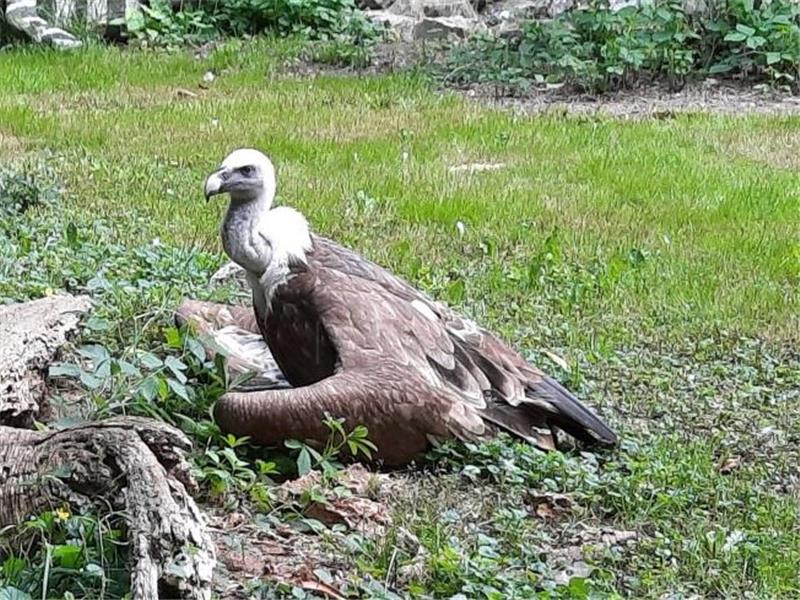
[461,80,800,119]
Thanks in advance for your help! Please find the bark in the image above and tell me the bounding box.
[0,294,92,428]
[0,417,215,600]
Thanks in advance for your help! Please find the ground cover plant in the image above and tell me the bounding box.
[442,0,800,93]
[0,40,799,598]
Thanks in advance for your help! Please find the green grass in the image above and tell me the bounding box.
[1,38,799,598]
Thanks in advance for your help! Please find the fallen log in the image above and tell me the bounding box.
[0,417,215,600]
[0,294,91,427]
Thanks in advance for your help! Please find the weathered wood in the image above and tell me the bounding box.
[0,417,215,600]
[0,294,92,427]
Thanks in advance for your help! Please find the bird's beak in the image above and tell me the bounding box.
[204,168,228,201]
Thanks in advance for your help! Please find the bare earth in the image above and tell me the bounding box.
[459,81,800,119]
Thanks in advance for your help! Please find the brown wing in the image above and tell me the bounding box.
[214,363,486,465]
[308,235,617,448]
[259,268,338,388]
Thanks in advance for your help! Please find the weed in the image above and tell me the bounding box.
[441,0,800,93]
[0,509,129,599]
[123,0,381,58]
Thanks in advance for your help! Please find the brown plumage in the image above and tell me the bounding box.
[192,148,618,465]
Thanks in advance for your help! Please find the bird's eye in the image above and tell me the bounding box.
[240,166,254,177]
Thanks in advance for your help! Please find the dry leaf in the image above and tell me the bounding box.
[719,456,741,475]
[175,88,198,99]
[542,349,570,371]
[528,492,575,519]
[300,580,346,600]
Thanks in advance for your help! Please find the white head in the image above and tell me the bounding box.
[204,148,276,205]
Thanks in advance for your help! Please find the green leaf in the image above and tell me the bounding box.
[85,315,110,331]
[746,35,766,49]
[284,439,303,449]
[139,351,163,369]
[709,62,735,74]
[158,377,170,400]
[352,425,369,439]
[79,371,104,389]
[165,327,182,348]
[167,378,189,400]
[766,51,782,65]
[78,344,110,365]
[723,31,747,42]
[735,23,756,36]
[446,278,465,305]
[52,544,83,569]
[165,355,188,383]
[83,563,104,578]
[187,337,206,362]
[49,363,81,378]
[0,587,33,600]
[297,448,312,475]
[139,376,159,401]
[117,359,141,377]
[2,557,26,579]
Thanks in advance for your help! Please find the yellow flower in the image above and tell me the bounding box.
[55,506,70,521]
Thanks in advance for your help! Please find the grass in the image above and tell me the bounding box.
[0,38,799,598]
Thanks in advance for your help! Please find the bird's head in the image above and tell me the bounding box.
[204,148,276,205]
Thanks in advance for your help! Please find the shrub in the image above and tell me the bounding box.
[125,0,381,51]
[441,0,800,94]
[0,161,61,218]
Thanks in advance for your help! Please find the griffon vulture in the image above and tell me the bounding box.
[181,148,617,465]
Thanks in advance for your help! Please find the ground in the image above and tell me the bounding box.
[1,38,799,598]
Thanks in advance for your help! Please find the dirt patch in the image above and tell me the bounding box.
[207,465,402,597]
[463,81,800,120]
[0,131,24,154]
[722,128,800,169]
[30,85,209,116]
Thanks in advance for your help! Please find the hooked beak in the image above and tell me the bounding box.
[204,168,228,201]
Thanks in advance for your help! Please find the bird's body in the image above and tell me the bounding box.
[194,149,617,464]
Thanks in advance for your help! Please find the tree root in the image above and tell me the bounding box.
[0,417,215,600]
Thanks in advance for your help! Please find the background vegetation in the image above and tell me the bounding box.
[444,0,800,93]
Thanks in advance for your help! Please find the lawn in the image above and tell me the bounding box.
[1,39,799,598]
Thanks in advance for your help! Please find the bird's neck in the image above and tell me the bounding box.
[221,196,312,275]
[221,195,272,275]
[228,191,272,213]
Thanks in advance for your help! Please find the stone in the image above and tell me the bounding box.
[366,10,417,42]
[4,0,83,49]
[413,15,484,40]
[486,0,553,20]
[389,0,478,18]
[358,0,396,8]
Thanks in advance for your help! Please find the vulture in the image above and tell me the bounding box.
[182,148,617,465]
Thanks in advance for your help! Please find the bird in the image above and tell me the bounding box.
[189,148,617,465]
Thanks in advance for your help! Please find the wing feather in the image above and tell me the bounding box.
[302,235,616,448]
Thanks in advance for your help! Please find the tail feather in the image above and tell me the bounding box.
[527,376,617,445]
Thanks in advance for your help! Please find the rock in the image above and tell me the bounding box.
[413,16,484,40]
[358,0,396,8]
[389,0,478,18]
[366,10,417,42]
[0,294,91,427]
[4,0,83,49]
[486,0,554,20]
